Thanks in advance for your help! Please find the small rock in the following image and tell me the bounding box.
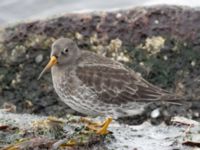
[75,32,83,40]
[23,100,33,109]
[116,13,122,18]
[139,62,144,66]
[163,55,168,60]
[191,60,196,67]
[3,102,16,113]
[154,20,159,24]
[35,54,43,64]
[151,108,160,118]
[194,112,199,118]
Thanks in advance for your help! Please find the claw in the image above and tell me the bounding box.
[96,117,112,135]
[81,117,112,135]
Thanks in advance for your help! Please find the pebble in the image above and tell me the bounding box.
[163,55,168,60]
[35,54,43,64]
[154,19,159,24]
[116,13,122,18]
[151,108,160,118]
[191,60,196,67]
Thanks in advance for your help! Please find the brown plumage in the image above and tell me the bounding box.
[38,38,181,119]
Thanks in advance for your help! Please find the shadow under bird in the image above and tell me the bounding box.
[38,38,181,134]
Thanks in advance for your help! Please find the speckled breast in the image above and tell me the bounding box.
[51,68,104,116]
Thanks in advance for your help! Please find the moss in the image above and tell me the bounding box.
[125,37,200,91]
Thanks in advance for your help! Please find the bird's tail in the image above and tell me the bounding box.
[161,94,198,105]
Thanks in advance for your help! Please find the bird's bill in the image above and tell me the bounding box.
[37,56,57,80]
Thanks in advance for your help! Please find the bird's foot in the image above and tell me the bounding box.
[81,117,112,135]
[96,117,112,135]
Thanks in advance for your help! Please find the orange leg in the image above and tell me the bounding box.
[81,117,112,135]
[96,117,112,135]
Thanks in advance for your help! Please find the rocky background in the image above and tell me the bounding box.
[0,5,200,124]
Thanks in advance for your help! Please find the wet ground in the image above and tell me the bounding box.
[0,111,195,150]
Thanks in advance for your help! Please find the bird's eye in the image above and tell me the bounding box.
[61,48,69,55]
[64,48,69,53]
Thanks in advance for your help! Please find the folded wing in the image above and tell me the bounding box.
[76,63,171,105]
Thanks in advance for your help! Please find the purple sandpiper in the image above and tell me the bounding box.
[38,38,180,134]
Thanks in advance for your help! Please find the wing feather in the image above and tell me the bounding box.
[76,63,171,105]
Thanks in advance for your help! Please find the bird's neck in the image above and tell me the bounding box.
[52,64,75,74]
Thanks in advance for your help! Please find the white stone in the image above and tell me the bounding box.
[35,54,43,64]
[151,108,160,118]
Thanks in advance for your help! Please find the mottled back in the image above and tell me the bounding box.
[76,51,171,105]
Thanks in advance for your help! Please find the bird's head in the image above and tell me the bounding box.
[38,38,80,80]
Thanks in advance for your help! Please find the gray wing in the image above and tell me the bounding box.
[76,63,171,105]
